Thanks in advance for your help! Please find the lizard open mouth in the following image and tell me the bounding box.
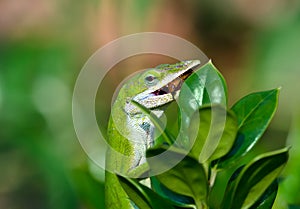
[133,60,201,109]
[152,67,195,96]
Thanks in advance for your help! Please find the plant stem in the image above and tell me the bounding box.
[209,167,217,188]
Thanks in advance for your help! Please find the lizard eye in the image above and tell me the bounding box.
[145,74,158,86]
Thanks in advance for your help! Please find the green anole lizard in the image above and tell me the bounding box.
[105,60,201,209]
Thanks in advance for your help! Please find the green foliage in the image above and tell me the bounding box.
[148,148,208,209]
[221,148,288,209]
[177,61,228,148]
[187,106,238,163]
[118,176,176,209]
[217,89,280,169]
[118,62,288,208]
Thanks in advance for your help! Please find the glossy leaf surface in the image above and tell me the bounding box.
[151,177,195,208]
[147,147,208,209]
[177,61,228,148]
[249,180,278,209]
[118,175,175,209]
[217,89,280,169]
[188,106,238,163]
[221,148,288,209]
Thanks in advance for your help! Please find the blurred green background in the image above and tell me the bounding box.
[1,0,300,208]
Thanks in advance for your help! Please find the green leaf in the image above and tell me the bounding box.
[188,105,238,163]
[220,165,245,207]
[177,61,228,148]
[249,180,278,209]
[217,89,280,169]
[151,177,195,208]
[118,175,176,209]
[147,148,208,209]
[221,147,289,209]
[222,169,278,209]
[178,60,228,111]
[289,205,300,209]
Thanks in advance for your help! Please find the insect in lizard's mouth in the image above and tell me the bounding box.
[151,67,195,96]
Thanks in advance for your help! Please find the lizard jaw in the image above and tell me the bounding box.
[134,60,201,109]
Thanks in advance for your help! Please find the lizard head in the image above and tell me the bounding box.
[114,60,201,116]
[131,60,201,109]
[109,60,201,170]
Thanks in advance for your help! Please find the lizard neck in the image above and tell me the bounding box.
[111,95,159,168]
